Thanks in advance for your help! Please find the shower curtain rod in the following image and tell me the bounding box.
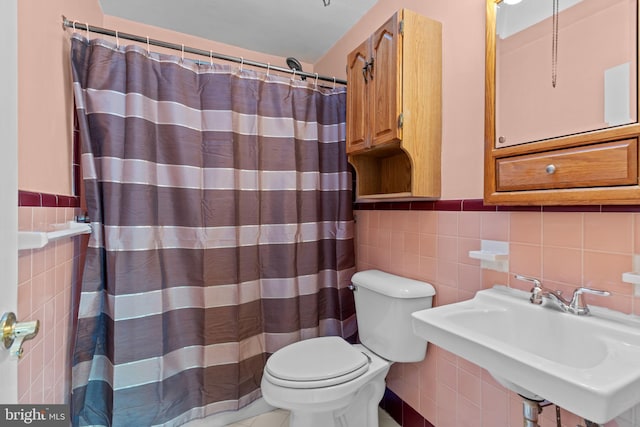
[61,16,347,86]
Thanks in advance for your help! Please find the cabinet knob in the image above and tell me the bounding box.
[545,164,557,174]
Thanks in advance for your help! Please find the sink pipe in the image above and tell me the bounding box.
[522,397,544,427]
[521,397,602,427]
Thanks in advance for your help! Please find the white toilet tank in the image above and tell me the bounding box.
[351,269,435,362]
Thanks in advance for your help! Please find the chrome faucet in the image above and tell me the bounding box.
[514,275,610,316]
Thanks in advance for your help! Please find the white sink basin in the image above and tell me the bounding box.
[411,285,640,424]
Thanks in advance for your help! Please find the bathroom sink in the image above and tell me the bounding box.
[411,286,640,424]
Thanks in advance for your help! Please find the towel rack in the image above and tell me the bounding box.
[18,221,92,250]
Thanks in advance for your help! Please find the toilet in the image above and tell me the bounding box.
[260,269,436,427]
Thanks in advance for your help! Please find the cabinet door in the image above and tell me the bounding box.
[346,39,370,154]
[370,12,402,147]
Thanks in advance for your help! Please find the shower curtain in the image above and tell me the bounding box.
[69,34,355,426]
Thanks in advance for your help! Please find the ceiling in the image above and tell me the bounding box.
[98,0,378,64]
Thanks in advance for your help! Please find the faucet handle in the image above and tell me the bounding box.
[569,287,610,315]
[573,287,610,297]
[515,275,546,304]
[514,274,542,288]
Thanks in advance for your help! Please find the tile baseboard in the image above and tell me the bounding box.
[19,190,80,208]
[379,388,434,427]
[354,198,640,213]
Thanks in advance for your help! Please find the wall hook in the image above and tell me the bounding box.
[1,312,39,359]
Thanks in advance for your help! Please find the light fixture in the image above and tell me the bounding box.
[503,0,522,4]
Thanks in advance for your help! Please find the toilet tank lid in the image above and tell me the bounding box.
[351,270,436,298]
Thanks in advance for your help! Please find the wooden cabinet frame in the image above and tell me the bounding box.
[485,0,640,205]
[347,9,442,201]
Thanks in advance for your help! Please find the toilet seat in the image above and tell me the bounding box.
[264,336,370,389]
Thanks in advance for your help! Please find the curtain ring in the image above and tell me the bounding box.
[115,30,119,48]
[266,63,270,76]
[210,50,214,67]
[146,36,150,56]
[314,73,319,88]
[333,77,336,89]
[181,44,185,63]
[72,21,77,32]
[85,22,90,40]
[291,69,297,81]
[240,57,244,72]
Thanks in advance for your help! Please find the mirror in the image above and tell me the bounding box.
[494,0,638,147]
[485,0,640,206]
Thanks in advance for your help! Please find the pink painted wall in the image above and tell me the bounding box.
[318,1,639,425]
[18,1,308,197]
[316,0,487,200]
[17,0,640,424]
[497,0,637,146]
[17,0,103,196]
[16,0,102,405]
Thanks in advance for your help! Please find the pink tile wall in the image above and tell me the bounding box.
[17,206,83,404]
[356,208,636,427]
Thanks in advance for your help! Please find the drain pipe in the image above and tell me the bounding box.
[522,397,602,427]
[522,397,561,427]
[522,398,543,427]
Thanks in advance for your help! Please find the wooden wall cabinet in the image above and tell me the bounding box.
[346,9,442,200]
[485,0,640,205]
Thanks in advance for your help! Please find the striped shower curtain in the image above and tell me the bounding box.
[69,34,355,426]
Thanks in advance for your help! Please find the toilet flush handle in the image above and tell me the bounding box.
[348,283,357,291]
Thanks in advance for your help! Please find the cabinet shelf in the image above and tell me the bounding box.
[356,192,413,201]
[346,9,442,201]
[350,148,413,198]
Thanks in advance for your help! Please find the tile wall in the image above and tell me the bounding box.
[356,202,640,427]
[15,189,639,425]
[17,198,84,404]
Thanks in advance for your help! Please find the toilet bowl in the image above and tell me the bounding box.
[262,339,390,427]
[260,270,435,427]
